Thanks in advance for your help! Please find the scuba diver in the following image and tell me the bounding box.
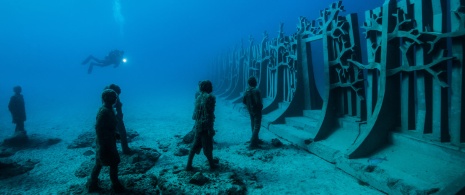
[82,50,125,74]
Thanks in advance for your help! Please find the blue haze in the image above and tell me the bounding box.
[0,0,383,134]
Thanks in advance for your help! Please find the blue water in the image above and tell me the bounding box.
[0,0,383,136]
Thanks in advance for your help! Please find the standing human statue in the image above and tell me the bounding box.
[87,89,125,193]
[8,86,27,137]
[186,80,218,171]
[242,76,263,149]
[106,84,131,154]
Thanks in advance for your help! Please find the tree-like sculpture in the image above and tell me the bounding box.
[312,0,367,142]
[348,11,383,71]
[386,42,454,87]
[388,8,422,43]
[423,7,465,54]
[323,1,366,103]
[298,16,323,40]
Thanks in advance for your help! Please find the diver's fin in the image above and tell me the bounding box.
[81,56,91,65]
[87,64,94,74]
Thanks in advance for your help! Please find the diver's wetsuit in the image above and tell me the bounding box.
[82,50,124,74]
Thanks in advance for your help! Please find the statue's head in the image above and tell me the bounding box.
[13,86,22,94]
[107,84,121,95]
[248,76,257,87]
[199,80,213,93]
[102,89,118,105]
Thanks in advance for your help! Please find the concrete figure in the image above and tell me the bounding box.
[87,89,125,193]
[105,84,131,154]
[186,80,218,171]
[242,77,263,149]
[8,86,27,136]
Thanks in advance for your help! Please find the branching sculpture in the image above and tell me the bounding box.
[319,1,345,30]
[318,1,365,101]
[422,8,465,53]
[330,71,365,100]
[388,8,422,44]
[330,17,348,39]
[387,47,455,87]
[361,12,383,38]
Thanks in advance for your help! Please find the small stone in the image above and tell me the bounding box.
[125,129,139,141]
[131,154,141,163]
[46,138,62,146]
[182,130,195,144]
[0,159,38,179]
[174,148,189,156]
[83,150,94,156]
[271,138,283,147]
[0,148,15,157]
[364,165,376,172]
[189,172,209,186]
[304,138,314,145]
[67,131,94,149]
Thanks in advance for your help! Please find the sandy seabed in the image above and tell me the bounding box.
[0,93,383,195]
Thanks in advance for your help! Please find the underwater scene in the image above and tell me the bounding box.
[1,0,465,194]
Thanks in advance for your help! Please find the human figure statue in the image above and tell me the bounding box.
[186,80,218,171]
[105,84,131,154]
[87,89,125,193]
[242,76,263,149]
[82,49,125,74]
[8,86,27,137]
